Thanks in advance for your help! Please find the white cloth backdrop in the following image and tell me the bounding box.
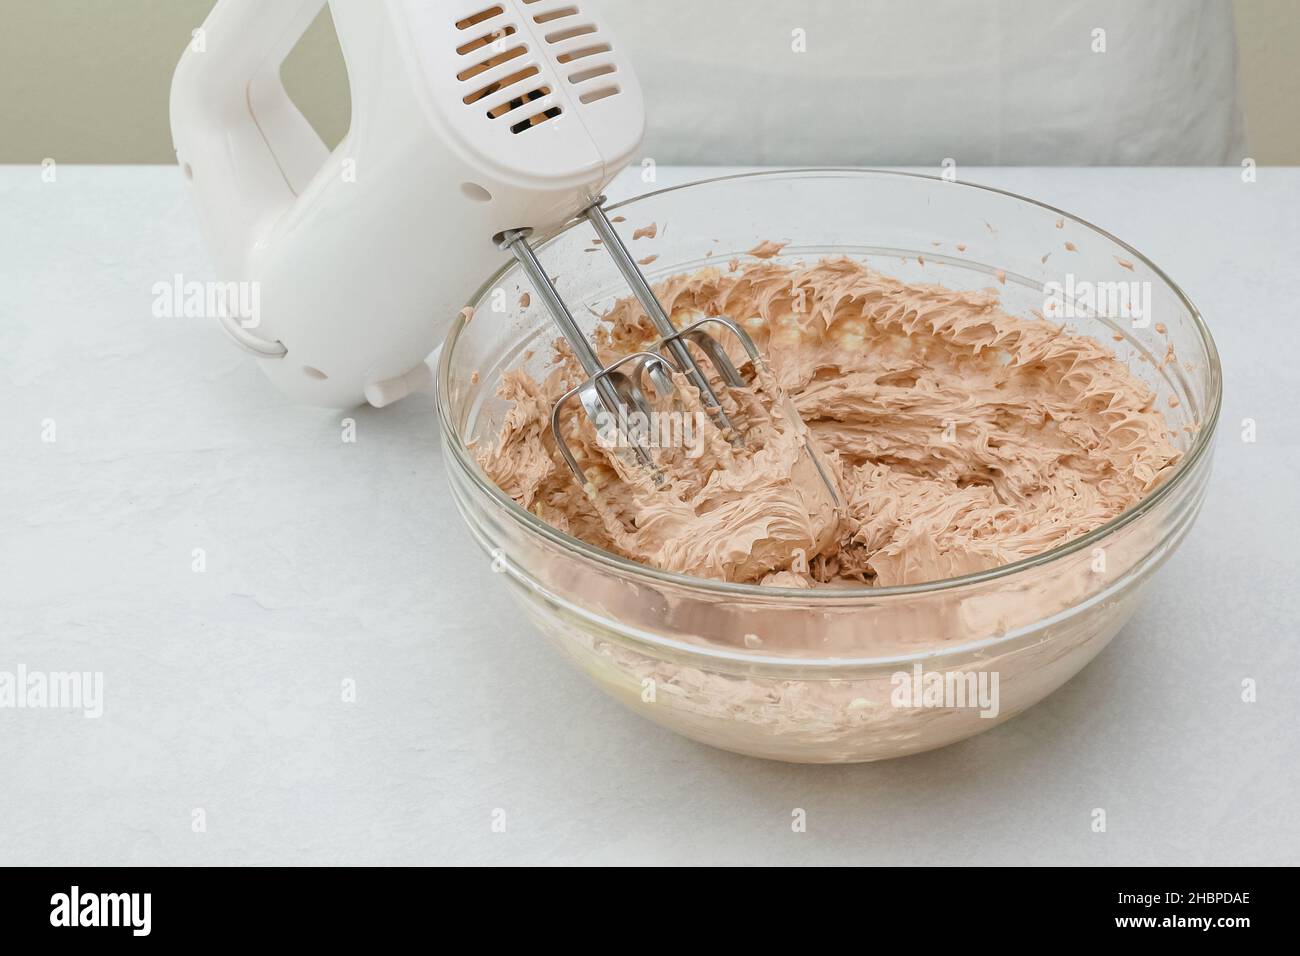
[598,0,1246,165]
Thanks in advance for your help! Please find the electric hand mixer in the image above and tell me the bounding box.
[172,0,837,501]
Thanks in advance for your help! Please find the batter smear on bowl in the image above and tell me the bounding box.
[477,258,1182,587]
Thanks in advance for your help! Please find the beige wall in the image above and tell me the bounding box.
[0,0,351,164]
[1,0,1296,164]
[1235,0,1300,164]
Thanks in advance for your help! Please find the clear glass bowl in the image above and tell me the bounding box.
[436,169,1221,763]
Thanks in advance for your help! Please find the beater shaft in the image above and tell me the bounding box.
[498,228,604,378]
[582,201,737,437]
[499,228,656,473]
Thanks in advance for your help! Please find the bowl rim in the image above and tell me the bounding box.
[436,167,1223,603]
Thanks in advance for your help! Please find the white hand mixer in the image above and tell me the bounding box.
[172,0,837,499]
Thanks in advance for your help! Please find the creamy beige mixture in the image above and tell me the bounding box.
[477,258,1181,587]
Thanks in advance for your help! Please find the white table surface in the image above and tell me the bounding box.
[1,164,1297,866]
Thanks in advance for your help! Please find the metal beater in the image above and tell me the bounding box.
[498,198,840,502]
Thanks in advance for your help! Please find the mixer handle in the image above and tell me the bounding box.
[170,0,329,279]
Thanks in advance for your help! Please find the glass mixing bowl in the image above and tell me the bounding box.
[437,169,1221,763]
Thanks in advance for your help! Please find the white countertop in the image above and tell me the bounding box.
[2,165,1297,866]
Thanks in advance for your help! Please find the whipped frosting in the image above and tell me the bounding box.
[477,258,1181,588]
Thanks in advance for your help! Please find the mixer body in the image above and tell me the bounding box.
[170,0,644,408]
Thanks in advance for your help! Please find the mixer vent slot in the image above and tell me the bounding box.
[532,5,578,23]
[463,65,537,105]
[567,62,615,84]
[521,2,621,105]
[456,25,516,56]
[545,23,598,43]
[456,7,504,31]
[578,85,618,104]
[457,43,527,83]
[458,3,614,123]
[454,5,558,129]
[509,104,563,133]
